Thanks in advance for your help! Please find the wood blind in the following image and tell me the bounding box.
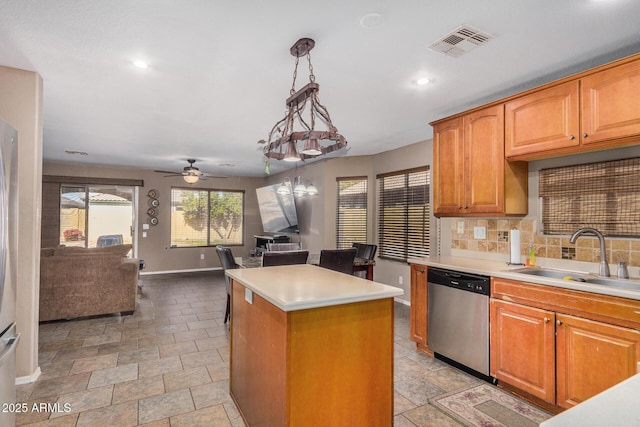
[336,177,368,249]
[539,157,640,237]
[376,167,430,261]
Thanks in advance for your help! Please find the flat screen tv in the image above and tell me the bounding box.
[256,184,299,234]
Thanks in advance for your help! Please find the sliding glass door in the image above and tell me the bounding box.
[60,185,135,248]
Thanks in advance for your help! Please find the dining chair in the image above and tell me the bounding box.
[352,242,377,260]
[262,250,309,266]
[266,242,302,252]
[216,246,239,324]
[319,248,357,275]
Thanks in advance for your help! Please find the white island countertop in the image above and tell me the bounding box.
[540,373,640,427]
[226,264,403,312]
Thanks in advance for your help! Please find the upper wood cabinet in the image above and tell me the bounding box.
[505,80,580,158]
[581,59,640,145]
[505,57,640,160]
[433,105,528,217]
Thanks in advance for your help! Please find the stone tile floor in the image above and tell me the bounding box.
[16,270,533,426]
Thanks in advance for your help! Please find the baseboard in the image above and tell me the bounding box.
[140,267,222,276]
[394,297,410,306]
[16,367,41,385]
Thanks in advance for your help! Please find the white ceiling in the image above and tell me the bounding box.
[1,0,639,177]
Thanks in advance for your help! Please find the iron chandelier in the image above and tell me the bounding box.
[258,38,347,163]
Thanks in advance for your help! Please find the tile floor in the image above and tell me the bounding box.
[16,270,533,426]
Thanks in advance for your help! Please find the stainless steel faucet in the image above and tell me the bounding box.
[569,227,610,277]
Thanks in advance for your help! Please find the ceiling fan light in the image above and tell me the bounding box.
[183,174,199,184]
[301,139,322,156]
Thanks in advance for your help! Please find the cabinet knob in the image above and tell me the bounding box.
[544,317,550,323]
[569,135,575,140]
[583,133,588,138]
[556,320,563,326]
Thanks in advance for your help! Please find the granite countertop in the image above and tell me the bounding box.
[226,264,403,312]
[407,255,640,301]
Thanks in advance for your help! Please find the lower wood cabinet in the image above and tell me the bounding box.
[409,264,429,353]
[491,278,640,410]
[556,314,640,408]
[490,299,555,403]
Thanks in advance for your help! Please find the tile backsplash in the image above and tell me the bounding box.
[450,219,640,267]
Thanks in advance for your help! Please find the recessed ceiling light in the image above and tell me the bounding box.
[416,78,431,86]
[360,13,383,28]
[132,60,149,69]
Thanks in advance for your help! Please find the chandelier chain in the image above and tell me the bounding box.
[307,52,315,82]
[290,57,300,95]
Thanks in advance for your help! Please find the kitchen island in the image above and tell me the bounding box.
[226,264,403,427]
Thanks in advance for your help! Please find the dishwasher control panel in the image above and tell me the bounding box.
[427,267,490,296]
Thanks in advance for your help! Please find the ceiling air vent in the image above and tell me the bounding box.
[428,25,494,58]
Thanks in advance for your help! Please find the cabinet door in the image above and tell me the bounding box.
[409,264,428,351]
[556,314,640,409]
[505,80,580,158]
[433,118,464,215]
[464,105,505,214]
[581,59,640,145]
[490,299,556,403]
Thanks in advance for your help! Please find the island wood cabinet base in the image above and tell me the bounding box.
[230,280,394,427]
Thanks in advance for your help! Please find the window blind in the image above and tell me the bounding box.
[377,167,430,261]
[539,157,640,237]
[336,177,368,249]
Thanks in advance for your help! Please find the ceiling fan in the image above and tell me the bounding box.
[154,159,226,184]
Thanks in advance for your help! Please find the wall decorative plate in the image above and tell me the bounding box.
[150,217,159,226]
[149,198,159,207]
[148,189,158,198]
[147,208,157,217]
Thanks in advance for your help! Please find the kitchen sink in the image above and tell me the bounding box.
[510,267,589,281]
[509,267,640,291]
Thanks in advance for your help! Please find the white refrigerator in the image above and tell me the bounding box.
[0,117,19,427]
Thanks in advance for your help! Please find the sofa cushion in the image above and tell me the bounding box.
[41,248,56,257]
[54,244,132,257]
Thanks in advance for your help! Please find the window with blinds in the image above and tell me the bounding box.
[539,157,640,237]
[377,167,430,261]
[171,188,245,247]
[336,177,368,249]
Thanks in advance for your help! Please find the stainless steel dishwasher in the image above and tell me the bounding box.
[427,267,491,378]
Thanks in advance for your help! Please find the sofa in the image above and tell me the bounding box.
[39,244,139,321]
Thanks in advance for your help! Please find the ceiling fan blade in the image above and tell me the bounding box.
[203,174,228,179]
[154,169,181,175]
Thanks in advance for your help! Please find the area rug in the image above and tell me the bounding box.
[430,383,552,427]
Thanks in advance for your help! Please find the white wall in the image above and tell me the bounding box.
[372,140,433,303]
[0,66,44,379]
